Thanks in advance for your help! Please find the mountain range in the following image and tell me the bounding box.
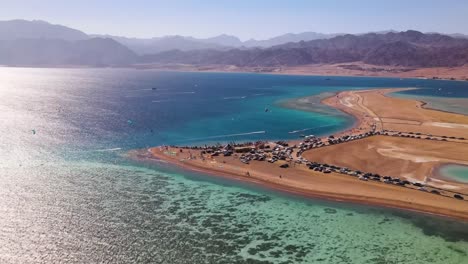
[0,20,137,66]
[90,34,235,55]
[142,30,468,67]
[91,32,343,55]
[0,20,88,41]
[0,20,467,68]
[0,38,137,66]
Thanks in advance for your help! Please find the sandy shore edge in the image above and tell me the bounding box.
[130,88,468,221]
[131,149,468,222]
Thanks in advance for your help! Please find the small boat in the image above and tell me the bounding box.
[264,108,269,112]
[152,87,157,90]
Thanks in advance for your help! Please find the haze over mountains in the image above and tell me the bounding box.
[0,20,88,41]
[91,31,342,55]
[0,20,137,66]
[1,20,467,68]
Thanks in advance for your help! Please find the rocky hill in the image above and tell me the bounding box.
[142,31,468,67]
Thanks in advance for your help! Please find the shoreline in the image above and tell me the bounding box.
[408,98,468,118]
[4,63,468,82]
[133,63,468,82]
[133,149,468,222]
[386,90,468,116]
[277,91,358,138]
[133,88,468,221]
[319,91,360,137]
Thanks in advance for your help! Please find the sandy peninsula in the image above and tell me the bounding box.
[136,88,468,220]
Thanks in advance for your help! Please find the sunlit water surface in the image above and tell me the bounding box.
[1,68,468,263]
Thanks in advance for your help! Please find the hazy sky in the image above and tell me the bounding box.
[2,0,468,40]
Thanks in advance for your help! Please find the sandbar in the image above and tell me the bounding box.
[135,88,468,220]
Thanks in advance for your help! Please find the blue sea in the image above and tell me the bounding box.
[1,68,468,263]
[394,87,468,115]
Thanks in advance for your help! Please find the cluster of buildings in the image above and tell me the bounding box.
[173,127,466,201]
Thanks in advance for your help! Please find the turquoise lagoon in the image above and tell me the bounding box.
[439,164,468,184]
[393,88,468,115]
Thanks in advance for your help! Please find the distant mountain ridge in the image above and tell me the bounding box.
[0,20,88,41]
[449,33,468,39]
[0,37,137,66]
[143,30,468,67]
[90,34,236,55]
[0,19,467,67]
[94,32,342,54]
[0,20,137,66]
[243,32,342,47]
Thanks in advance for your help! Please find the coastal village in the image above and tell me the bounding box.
[158,126,466,201]
[146,88,468,220]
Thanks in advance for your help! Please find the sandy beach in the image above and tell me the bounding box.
[136,62,468,81]
[137,88,468,220]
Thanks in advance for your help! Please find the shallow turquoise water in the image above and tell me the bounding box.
[3,158,467,263]
[1,68,468,263]
[393,89,468,115]
[439,165,468,183]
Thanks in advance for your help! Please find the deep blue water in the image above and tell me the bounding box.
[6,68,467,153]
[1,68,468,263]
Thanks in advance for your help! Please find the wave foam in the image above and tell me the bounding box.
[95,148,122,152]
[179,131,266,142]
